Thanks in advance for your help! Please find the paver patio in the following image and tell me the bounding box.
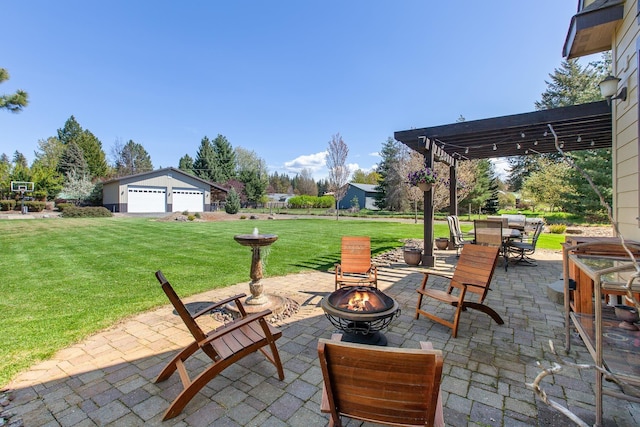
[4,249,640,426]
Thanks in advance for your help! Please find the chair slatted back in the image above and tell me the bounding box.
[318,339,443,426]
[340,236,373,274]
[474,219,503,247]
[155,271,207,343]
[451,244,499,301]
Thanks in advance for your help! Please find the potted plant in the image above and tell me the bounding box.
[403,247,422,265]
[435,237,449,250]
[407,166,437,191]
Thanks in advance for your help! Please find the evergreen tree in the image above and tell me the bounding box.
[193,136,215,181]
[224,187,241,214]
[212,134,236,183]
[113,139,153,176]
[374,137,404,210]
[57,116,108,178]
[58,142,89,178]
[0,68,28,113]
[509,58,607,191]
[235,147,268,205]
[563,149,612,221]
[178,154,195,175]
[462,159,494,214]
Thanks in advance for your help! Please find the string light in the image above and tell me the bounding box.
[525,150,529,154]
[577,135,582,142]
[534,140,538,145]
[543,131,548,137]
[559,142,564,148]
[516,143,521,149]
[465,147,469,154]
[590,140,595,146]
[493,143,497,151]
[521,132,525,138]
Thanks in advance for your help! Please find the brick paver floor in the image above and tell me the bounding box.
[4,249,640,426]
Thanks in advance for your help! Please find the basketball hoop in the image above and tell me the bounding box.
[10,181,35,214]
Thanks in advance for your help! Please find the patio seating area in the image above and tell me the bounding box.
[5,249,640,426]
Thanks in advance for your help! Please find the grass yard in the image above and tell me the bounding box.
[0,216,565,387]
[0,217,431,386]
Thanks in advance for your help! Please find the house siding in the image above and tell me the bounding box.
[612,0,640,239]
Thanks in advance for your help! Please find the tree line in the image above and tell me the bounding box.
[2,56,613,220]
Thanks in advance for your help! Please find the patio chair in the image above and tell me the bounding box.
[415,244,503,338]
[334,236,378,290]
[318,337,444,427]
[154,271,284,420]
[474,219,509,271]
[447,215,472,256]
[508,220,544,266]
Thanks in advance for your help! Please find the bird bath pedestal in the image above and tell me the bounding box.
[231,231,286,315]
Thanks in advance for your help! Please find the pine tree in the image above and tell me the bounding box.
[178,154,195,175]
[0,68,28,113]
[58,142,89,178]
[193,136,215,181]
[57,116,108,179]
[114,140,153,176]
[212,134,236,183]
[374,137,401,210]
[225,187,241,214]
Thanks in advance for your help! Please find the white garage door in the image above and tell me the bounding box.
[128,187,166,213]
[173,189,204,212]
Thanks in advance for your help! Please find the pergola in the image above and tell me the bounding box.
[394,100,612,266]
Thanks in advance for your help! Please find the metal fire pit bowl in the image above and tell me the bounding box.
[321,286,400,346]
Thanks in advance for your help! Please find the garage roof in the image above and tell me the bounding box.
[394,101,611,161]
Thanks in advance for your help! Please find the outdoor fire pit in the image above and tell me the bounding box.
[321,286,400,346]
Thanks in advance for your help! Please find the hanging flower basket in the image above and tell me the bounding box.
[417,182,432,191]
[407,166,437,191]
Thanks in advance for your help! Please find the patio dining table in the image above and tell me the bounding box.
[469,228,521,270]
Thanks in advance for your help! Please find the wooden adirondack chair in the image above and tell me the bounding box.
[415,244,503,338]
[318,337,444,427]
[334,236,378,290]
[154,271,284,420]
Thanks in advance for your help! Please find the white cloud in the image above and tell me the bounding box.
[368,152,380,157]
[283,151,328,174]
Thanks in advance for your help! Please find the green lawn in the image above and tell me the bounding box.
[0,216,564,387]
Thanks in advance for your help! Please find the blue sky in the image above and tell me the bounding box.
[1,1,587,180]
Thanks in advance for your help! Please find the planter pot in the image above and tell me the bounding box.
[403,248,422,265]
[435,238,449,250]
[416,182,432,192]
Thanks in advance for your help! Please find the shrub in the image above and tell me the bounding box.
[24,201,46,212]
[61,206,113,218]
[548,224,567,234]
[194,212,201,219]
[0,200,16,211]
[187,215,195,221]
[225,188,241,214]
[56,203,74,212]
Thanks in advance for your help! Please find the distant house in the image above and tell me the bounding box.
[339,183,379,210]
[102,167,228,213]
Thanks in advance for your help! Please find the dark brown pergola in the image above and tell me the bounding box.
[394,100,612,266]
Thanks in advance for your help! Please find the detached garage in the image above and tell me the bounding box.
[103,167,227,213]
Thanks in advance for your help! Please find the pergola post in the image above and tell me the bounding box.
[422,139,435,267]
[448,161,458,249]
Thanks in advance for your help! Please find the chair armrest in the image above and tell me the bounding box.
[461,282,489,291]
[202,309,274,344]
[192,294,247,319]
[422,271,454,281]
